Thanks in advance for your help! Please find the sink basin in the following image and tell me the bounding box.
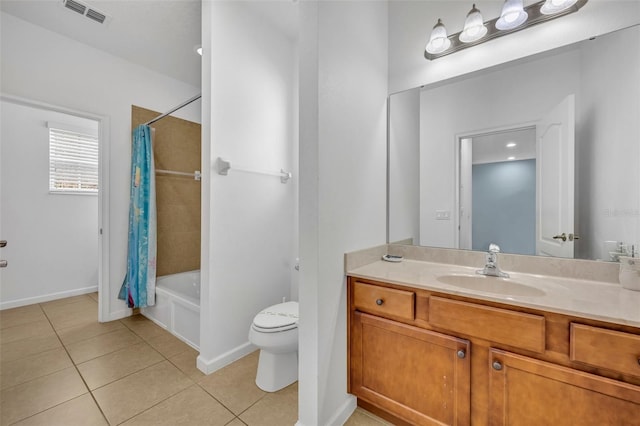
[436,274,546,297]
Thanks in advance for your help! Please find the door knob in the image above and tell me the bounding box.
[553,233,567,242]
[0,260,7,268]
[0,240,6,248]
[569,233,580,241]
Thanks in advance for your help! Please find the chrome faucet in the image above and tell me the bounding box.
[476,243,509,278]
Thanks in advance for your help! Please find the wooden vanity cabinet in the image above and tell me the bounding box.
[347,277,640,425]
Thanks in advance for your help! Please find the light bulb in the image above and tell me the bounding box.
[460,4,488,43]
[540,0,578,15]
[425,19,452,54]
[496,0,528,30]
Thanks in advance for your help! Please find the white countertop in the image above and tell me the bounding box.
[348,259,640,328]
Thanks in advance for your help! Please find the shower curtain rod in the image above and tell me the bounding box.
[143,93,202,126]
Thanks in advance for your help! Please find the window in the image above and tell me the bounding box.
[48,122,99,193]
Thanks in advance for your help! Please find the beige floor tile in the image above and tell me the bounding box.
[77,342,164,390]
[57,319,125,346]
[144,329,192,359]
[168,346,205,381]
[66,328,141,364]
[92,360,193,425]
[12,393,107,426]
[43,304,98,330]
[40,294,95,310]
[198,351,265,415]
[225,418,247,426]
[239,381,298,426]
[121,385,234,426]
[0,319,55,345]
[88,292,99,302]
[1,347,73,390]
[0,304,46,329]
[0,333,62,363]
[344,408,394,426]
[119,314,166,340]
[0,366,88,425]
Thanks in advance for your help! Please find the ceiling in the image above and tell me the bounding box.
[1,0,203,87]
[1,0,300,89]
[471,127,537,165]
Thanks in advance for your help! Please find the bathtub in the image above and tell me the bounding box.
[141,270,200,350]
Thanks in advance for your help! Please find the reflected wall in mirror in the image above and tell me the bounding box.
[388,24,640,261]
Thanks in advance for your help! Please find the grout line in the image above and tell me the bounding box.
[39,301,111,426]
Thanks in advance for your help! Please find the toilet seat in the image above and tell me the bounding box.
[252,301,298,333]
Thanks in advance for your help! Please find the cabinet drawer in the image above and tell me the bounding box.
[429,296,545,353]
[571,323,640,378]
[352,282,415,321]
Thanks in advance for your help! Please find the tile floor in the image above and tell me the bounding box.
[0,293,390,426]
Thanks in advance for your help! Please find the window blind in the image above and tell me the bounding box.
[49,126,99,193]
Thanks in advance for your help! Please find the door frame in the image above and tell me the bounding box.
[454,122,537,251]
[0,94,110,322]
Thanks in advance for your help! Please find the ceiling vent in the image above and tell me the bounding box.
[62,0,110,25]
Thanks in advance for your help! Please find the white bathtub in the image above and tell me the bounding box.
[141,270,200,350]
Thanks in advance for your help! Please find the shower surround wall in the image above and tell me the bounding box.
[132,106,201,277]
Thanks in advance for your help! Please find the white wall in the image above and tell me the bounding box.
[298,1,388,424]
[389,1,640,93]
[0,101,98,308]
[389,89,420,244]
[1,12,200,320]
[199,1,296,373]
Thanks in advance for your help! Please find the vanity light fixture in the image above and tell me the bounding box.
[496,0,528,31]
[425,19,452,54]
[460,4,488,43]
[424,0,587,60]
[540,0,579,15]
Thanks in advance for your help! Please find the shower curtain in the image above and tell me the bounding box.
[119,124,157,308]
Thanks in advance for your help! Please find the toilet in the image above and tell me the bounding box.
[248,301,299,392]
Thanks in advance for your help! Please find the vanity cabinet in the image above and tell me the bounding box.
[347,277,640,425]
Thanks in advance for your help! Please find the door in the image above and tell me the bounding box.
[350,312,471,425]
[536,95,575,257]
[488,349,640,425]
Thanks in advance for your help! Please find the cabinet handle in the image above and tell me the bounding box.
[375,299,384,306]
[457,350,466,359]
[492,361,503,371]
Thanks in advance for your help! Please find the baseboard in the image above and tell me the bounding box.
[325,394,357,426]
[295,394,356,426]
[102,307,133,322]
[0,285,98,310]
[196,341,257,375]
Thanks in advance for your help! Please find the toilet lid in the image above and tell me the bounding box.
[253,301,299,330]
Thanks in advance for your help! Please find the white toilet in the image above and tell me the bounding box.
[248,301,299,392]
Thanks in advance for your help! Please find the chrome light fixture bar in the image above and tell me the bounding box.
[424,0,588,60]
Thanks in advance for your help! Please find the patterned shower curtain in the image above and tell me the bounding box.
[119,124,157,308]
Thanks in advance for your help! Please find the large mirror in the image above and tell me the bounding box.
[388,24,640,261]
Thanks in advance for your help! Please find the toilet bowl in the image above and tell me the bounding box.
[248,301,299,392]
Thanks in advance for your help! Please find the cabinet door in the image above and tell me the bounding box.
[489,349,640,425]
[350,312,470,425]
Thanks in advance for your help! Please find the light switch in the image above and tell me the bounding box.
[436,210,451,220]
